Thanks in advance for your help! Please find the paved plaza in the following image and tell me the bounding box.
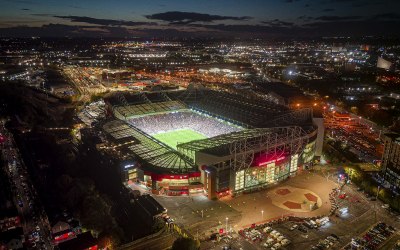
[220,172,335,228]
[151,171,337,239]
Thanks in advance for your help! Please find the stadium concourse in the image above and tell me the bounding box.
[102,85,324,199]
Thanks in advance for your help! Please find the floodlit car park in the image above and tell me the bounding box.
[343,222,396,250]
[239,223,291,249]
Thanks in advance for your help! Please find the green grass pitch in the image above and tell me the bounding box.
[153,129,207,149]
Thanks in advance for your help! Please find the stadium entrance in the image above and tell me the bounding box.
[234,162,290,192]
[233,153,301,193]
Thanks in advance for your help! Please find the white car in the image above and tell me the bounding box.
[266,238,274,245]
[263,242,272,248]
[263,226,272,233]
[277,235,285,242]
[281,239,291,246]
[273,243,282,249]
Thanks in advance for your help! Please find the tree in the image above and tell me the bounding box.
[171,237,199,250]
[151,218,165,233]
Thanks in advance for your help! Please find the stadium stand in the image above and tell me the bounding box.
[113,101,187,120]
[128,111,241,138]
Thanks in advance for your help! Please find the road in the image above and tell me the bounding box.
[0,118,53,249]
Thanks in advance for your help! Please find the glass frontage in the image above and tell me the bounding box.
[234,162,280,191]
[235,170,244,191]
[244,168,265,188]
[290,154,298,173]
[266,163,275,183]
[275,163,290,181]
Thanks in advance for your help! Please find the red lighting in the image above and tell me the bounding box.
[144,172,201,181]
[54,231,75,242]
[257,156,286,166]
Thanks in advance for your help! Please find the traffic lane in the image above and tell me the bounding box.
[1,126,52,248]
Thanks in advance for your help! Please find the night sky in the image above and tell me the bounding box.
[0,0,399,38]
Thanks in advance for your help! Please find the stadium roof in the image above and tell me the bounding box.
[255,81,306,100]
[103,120,197,174]
[113,100,187,120]
[177,126,310,157]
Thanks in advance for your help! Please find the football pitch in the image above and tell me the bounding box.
[153,129,207,149]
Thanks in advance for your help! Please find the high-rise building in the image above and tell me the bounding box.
[382,133,400,190]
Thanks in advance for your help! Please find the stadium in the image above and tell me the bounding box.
[102,84,324,199]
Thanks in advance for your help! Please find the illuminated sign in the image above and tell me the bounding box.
[258,156,286,166]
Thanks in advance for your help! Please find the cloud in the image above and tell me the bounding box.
[0,23,136,37]
[145,11,251,24]
[4,0,34,4]
[321,0,395,5]
[68,5,84,9]
[314,15,362,21]
[1,11,400,38]
[371,12,400,20]
[262,19,294,27]
[322,8,335,11]
[53,16,157,26]
[302,19,400,37]
[31,13,52,17]
[322,0,358,2]
[20,8,30,11]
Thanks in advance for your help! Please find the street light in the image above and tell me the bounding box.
[226,217,229,234]
[261,210,264,221]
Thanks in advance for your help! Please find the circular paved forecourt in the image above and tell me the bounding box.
[269,186,322,212]
[220,172,336,228]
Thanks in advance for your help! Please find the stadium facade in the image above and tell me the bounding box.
[103,86,324,199]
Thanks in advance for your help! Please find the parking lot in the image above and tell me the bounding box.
[343,222,396,249]
[323,108,384,163]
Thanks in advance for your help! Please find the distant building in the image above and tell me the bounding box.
[382,133,400,191]
[377,57,392,70]
[52,220,71,235]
